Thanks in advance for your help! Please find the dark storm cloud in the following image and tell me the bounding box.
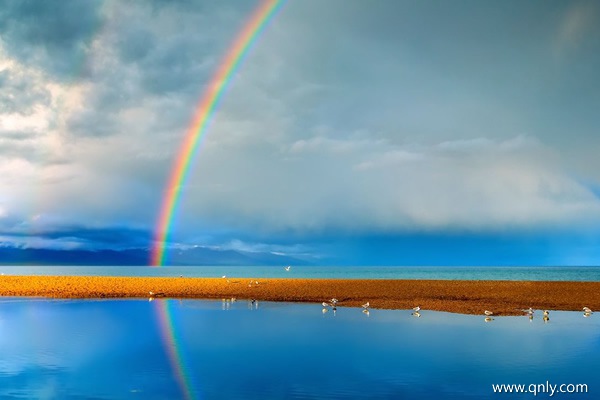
[0,223,153,249]
[0,0,104,79]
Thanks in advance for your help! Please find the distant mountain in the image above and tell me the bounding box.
[0,246,311,266]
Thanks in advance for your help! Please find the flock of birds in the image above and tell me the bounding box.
[321,302,594,322]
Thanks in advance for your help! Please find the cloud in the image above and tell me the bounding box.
[0,0,104,80]
[0,0,599,253]
[554,2,598,59]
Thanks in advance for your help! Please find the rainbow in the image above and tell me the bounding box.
[152,0,286,266]
[154,299,198,400]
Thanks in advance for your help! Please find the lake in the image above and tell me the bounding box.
[0,298,597,399]
[1,265,600,281]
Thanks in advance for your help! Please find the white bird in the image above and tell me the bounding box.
[362,302,370,309]
[322,302,330,307]
[330,298,338,305]
[149,291,154,297]
[527,307,534,315]
[484,310,493,316]
[222,275,227,279]
[543,310,549,317]
[413,306,421,312]
[583,307,593,314]
[284,266,291,271]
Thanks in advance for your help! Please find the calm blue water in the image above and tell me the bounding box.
[0,298,597,399]
[1,265,600,281]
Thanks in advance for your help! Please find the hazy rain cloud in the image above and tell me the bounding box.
[1,0,599,263]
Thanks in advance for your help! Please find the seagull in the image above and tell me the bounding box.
[362,302,370,309]
[322,302,331,307]
[222,275,227,279]
[413,306,421,312]
[543,310,549,317]
[330,298,338,306]
[412,311,421,318]
[583,307,593,314]
[527,307,534,315]
[484,317,494,323]
[284,266,291,271]
[484,310,493,316]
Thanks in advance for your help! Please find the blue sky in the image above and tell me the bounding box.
[1,0,599,265]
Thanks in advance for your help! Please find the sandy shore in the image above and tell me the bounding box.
[1,276,599,315]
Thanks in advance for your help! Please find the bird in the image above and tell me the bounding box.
[322,302,331,307]
[527,307,534,315]
[583,307,593,314]
[362,302,370,309]
[149,291,154,297]
[222,275,227,279]
[284,266,291,271]
[330,298,338,306]
[484,310,493,316]
[412,311,421,318]
[543,310,549,317]
[413,306,421,312]
[484,317,494,323]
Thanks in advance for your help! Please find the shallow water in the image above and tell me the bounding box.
[0,298,597,399]
[1,265,600,281]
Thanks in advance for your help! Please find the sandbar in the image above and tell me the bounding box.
[1,276,599,315]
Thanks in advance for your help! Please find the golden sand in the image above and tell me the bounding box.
[1,276,599,315]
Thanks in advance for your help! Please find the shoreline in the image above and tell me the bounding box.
[1,276,599,315]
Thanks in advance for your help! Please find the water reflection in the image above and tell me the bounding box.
[0,298,598,399]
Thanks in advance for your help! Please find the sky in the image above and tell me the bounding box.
[1,0,599,265]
